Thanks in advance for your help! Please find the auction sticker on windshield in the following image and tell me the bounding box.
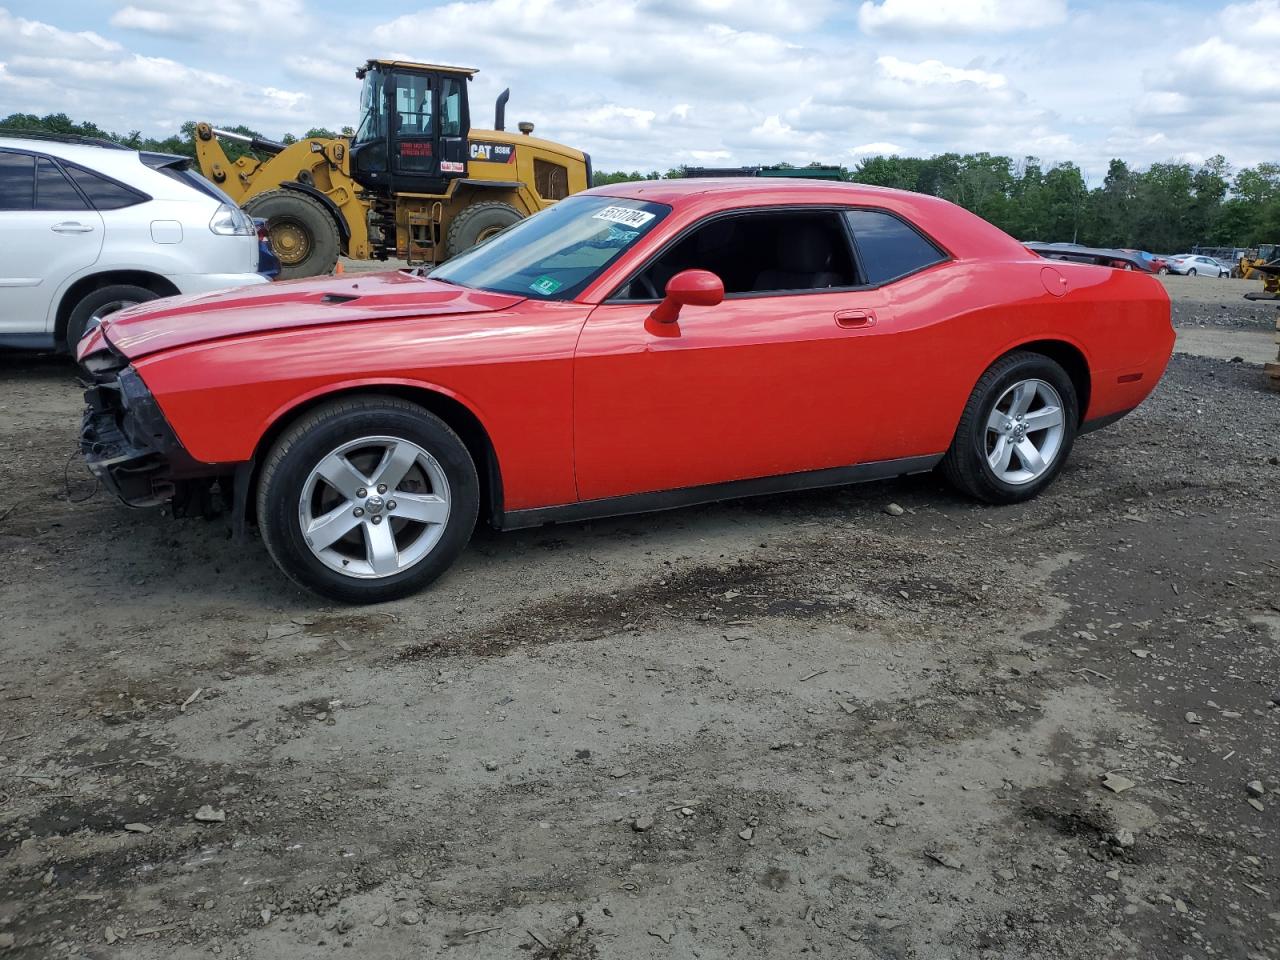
[592,206,656,228]
[530,275,564,296]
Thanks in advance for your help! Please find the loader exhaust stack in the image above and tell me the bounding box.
[494,88,510,132]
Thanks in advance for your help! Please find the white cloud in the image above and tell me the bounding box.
[0,0,1274,175]
[1220,0,1280,40]
[650,0,837,31]
[109,0,308,38]
[858,0,1068,34]
[0,6,319,136]
[876,56,1008,91]
[0,8,120,60]
[1125,0,1280,164]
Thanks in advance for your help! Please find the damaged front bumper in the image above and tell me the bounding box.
[79,362,194,508]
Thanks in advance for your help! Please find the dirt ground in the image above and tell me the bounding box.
[0,278,1277,960]
[1163,274,1280,365]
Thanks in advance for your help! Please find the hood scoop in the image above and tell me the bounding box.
[321,293,361,304]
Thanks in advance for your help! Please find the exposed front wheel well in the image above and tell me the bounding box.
[247,386,503,529]
[56,271,181,346]
[1005,340,1091,423]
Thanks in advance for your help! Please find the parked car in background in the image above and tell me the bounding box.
[1026,243,1149,272]
[1167,254,1231,277]
[80,180,1175,602]
[0,132,270,352]
[1120,250,1170,274]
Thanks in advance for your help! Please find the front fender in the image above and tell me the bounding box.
[130,302,587,511]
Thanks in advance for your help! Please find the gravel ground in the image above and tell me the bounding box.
[1163,274,1280,367]
[0,281,1277,960]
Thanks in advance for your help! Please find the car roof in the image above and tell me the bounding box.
[589,176,913,205]
[0,135,145,173]
[586,178,1028,261]
[0,136,205,201]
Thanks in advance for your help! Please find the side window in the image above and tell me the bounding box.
[63,165,147,210]
[439,77,463,137]
[35,159,88,211]
[844,209,945,284]
[623,210,856,298]
[0,152,35,211]
[394,73,433,136]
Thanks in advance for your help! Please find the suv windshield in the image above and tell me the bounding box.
[429,195,670,300]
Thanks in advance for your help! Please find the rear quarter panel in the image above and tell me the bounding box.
[132,301,590,511]
[860,257,1172,459]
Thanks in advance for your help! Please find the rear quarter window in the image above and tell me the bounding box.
[845,209,945,285]
[63,164,149,210]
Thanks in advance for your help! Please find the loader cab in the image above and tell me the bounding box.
[350,60,473,196]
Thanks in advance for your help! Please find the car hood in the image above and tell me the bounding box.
[98,271,526,360]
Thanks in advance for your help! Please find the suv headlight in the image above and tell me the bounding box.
[209,202,255,236]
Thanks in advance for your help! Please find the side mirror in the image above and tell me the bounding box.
[649,269,724,324]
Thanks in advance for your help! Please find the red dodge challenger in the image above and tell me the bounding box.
[78,180,1174,602]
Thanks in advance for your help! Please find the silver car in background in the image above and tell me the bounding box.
[0,132,268,352]
[1166,254,1231,278]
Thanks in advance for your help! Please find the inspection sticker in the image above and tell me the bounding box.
[592,206,655,228]
[530,275,564,295]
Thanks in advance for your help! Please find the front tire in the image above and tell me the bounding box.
[65,283,158,351]
[444,201,523,259]
[256,396,479,603]
[244,189,341,280]
[941,351,1078,505]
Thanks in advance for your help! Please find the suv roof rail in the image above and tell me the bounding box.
[0,127,129,150]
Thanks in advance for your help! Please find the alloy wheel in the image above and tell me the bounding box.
[90,299,139,323]
[984,379,1066,485]
[298,436,451,579]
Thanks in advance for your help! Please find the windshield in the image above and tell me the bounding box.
[430,195,671,300]
[354,69,387,146]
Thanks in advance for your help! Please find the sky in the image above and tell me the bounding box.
[0,0,1277,181]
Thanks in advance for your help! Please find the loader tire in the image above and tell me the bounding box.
[444,201,523,259]
[244,189,341,280]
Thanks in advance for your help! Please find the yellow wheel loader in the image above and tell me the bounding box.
[194,60,592,279]
[1239,244,1278,283]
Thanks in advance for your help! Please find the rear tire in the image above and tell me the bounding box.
[444,201,523,259]
[1187,268,1197,277]
[941,351,1079,505]
[244,189,340,280]
[65,283,158,351]
[256,396,479,603]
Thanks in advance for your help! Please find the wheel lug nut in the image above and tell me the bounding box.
[354,507,365,517]
[371,515,382,525]
[377,484,388,494]
[386,500,397,510]
[357,487,367,498]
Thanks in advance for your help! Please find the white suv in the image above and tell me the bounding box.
[0,133,269,352]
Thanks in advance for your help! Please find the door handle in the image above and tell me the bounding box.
[835,309,875,328]
[52,222,94,234]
